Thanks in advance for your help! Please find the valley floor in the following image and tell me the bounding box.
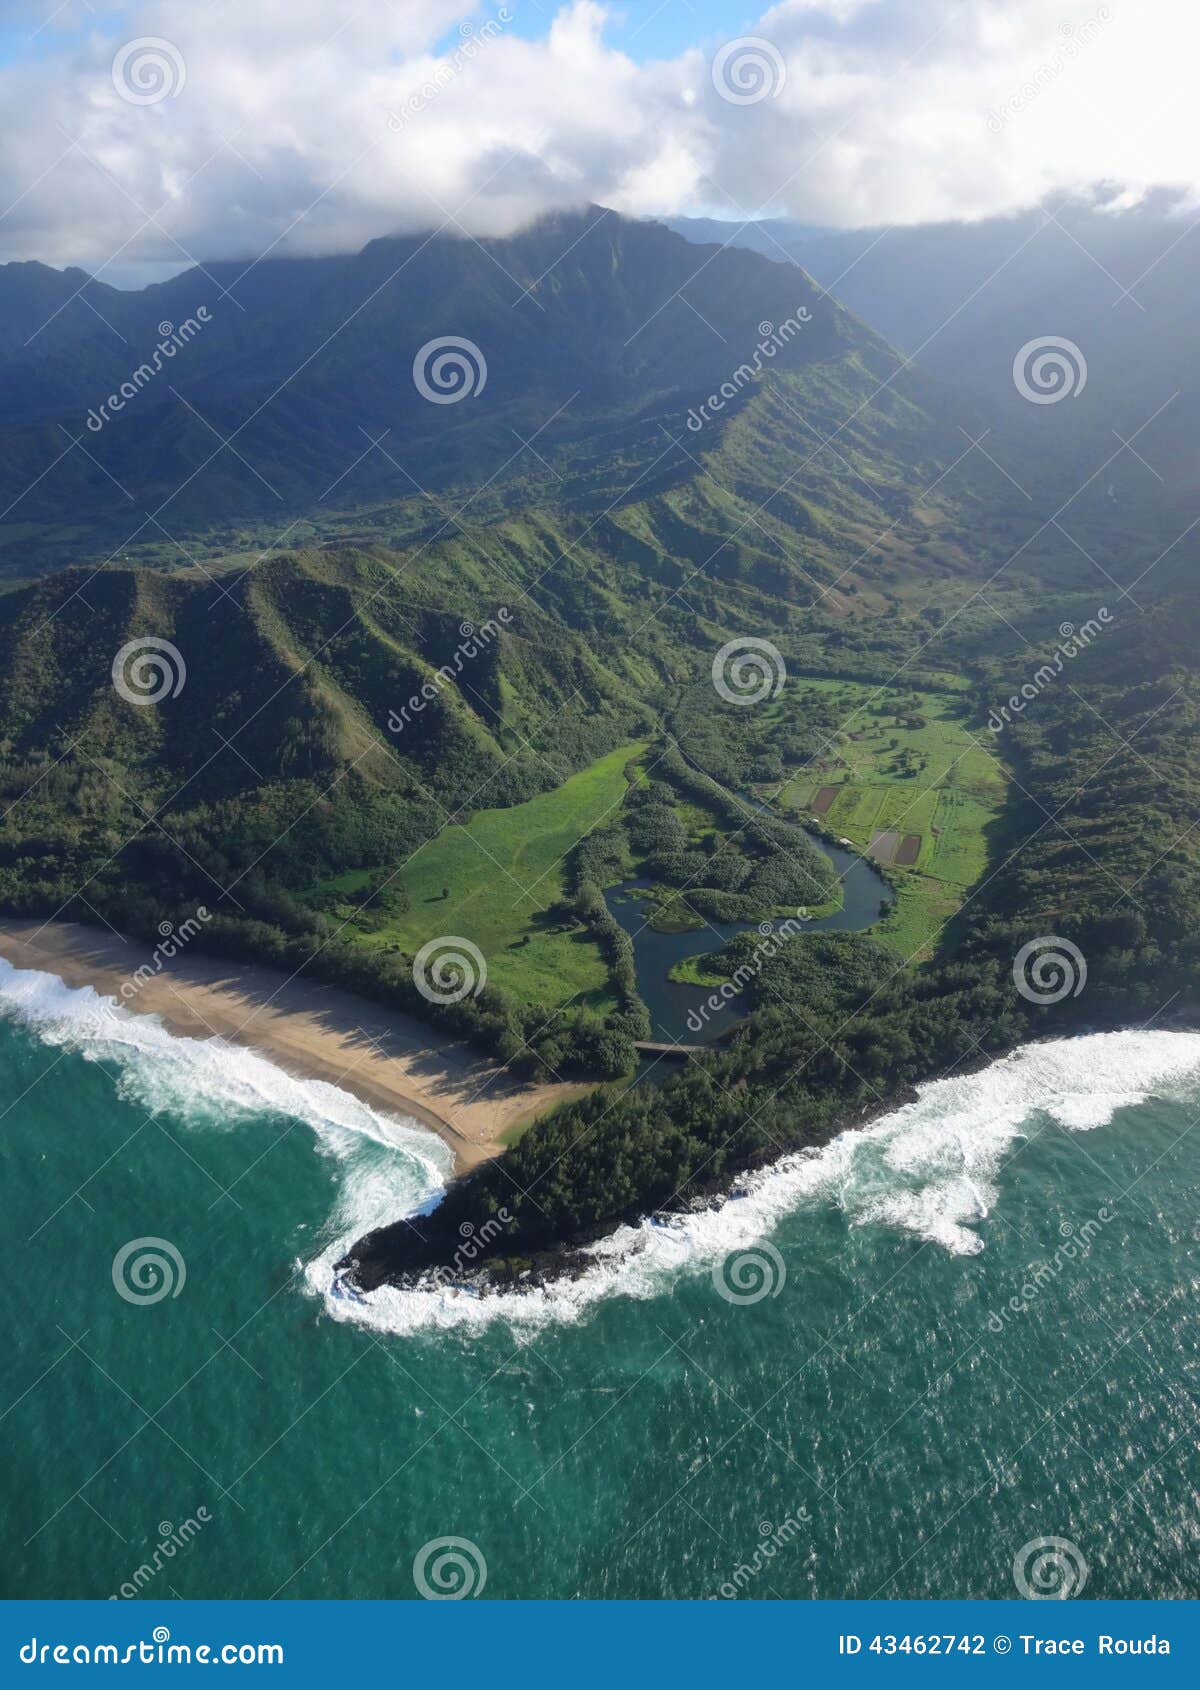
[312,741,648,1009]
[0,922,592,1171]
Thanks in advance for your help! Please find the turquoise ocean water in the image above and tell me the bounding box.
[1,956,1198,1601]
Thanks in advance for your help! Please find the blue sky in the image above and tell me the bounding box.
[2,1,765,68]
[0,1,100,66]
[505,1,765,60]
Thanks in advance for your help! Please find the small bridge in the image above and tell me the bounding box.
[634,1040,708,1058]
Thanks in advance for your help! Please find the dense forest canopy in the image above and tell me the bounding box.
[0,212,1196,1285]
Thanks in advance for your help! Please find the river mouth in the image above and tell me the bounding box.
[604,837,890,1046]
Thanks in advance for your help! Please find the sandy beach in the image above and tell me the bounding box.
[0,921,593,1172]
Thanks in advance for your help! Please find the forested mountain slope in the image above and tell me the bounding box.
[3,204,1197,1280]
[672,197,1200,498]
[0,207,977,573]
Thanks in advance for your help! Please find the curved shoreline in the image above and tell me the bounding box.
[341,999,1200,1295]
[0,921,593,1172]
[337,1021,1200,1313]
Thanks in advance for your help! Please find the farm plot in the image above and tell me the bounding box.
[774,679,1007,957]
[310,742,646,1009]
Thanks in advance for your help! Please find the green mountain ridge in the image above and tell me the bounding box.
[0,207,993,577]
[3,204,1195,1282]
[670,197,1200,500]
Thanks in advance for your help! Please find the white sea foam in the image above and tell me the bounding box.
[315,1029,1200,1337]
[0,955,450,1202]
[6,959,1197,1339]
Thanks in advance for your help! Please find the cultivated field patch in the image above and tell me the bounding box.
[868,829,900,864]
[773,678,1007,957]
[312,742,647,1008]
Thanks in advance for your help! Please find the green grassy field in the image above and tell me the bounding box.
[775,679,1007,958]
[317,742,647,1009]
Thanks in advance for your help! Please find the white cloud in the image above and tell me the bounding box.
[0,0,1195,282]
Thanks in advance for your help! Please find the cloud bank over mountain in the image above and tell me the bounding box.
[1,0,1195,282]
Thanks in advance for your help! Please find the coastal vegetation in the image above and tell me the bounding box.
[348,585,1200,1284]
[1,211,1197,1285]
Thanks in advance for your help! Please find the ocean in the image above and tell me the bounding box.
[1,956,1198,1601]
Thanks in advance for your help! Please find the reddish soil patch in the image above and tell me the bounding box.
[812,785,838,814]
[894,833,922,867]
[867,829,899,864]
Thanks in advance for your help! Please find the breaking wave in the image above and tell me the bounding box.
[316,1029,1200,1336]
[0,956,449,1206]
[5,959,1196,1342]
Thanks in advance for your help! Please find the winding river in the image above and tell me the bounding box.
[604,836,890,1045]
